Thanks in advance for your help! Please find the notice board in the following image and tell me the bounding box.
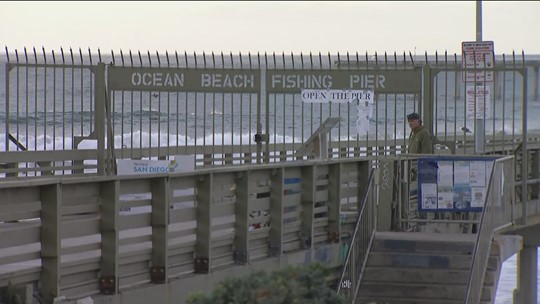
[417,157,497,212]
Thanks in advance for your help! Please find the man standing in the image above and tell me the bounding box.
[407,112,434,154]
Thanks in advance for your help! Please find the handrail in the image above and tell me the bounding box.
[464,156,515,303]
[336,167,377,302]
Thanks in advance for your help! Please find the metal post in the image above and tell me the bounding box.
[475,0,485,154]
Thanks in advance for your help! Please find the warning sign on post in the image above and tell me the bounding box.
[462,41,495,83]
[466,84,491,119]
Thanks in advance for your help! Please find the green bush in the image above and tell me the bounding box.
[186,263,345,304]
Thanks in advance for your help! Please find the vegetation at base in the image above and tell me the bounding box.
[186,263,345,304]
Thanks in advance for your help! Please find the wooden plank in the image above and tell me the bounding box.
[119,213,151,230]
[169,207,196,223]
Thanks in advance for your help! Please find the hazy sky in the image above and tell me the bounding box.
[2,1,539,55]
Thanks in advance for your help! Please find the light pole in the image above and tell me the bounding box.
[475,0,485,154]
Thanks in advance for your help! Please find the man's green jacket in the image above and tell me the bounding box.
[408,125,434,154]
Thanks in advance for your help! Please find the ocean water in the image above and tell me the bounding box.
[1,51,540,301]
[495,253,540,303]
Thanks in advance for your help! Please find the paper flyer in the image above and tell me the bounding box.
[471,187,487,208]
[454,161,471,186]
[453,185,472,210]
[437,161,454,187]
[356,99,373,136]
[469,161,486,187]
[437,191,454,210]
[421,183,438,210]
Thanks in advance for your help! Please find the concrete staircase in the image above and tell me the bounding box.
[355,232,503,304]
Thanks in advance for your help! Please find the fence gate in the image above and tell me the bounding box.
[1,48,98,177]
[106,52,264,168]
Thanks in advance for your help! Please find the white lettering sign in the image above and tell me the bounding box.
[131,72,184,87]
[349,74,386,89]
[271,74,333,89]
[301,89,374,104]
[466,84,491,119]
[462,41,494,82]
[201,73,255,88]
[117,159,179,175]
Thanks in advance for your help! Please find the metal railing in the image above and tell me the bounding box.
[464,155,515,304]
[2,48,535,178]
[336,167,376,302]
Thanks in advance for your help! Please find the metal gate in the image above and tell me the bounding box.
[1,48,535,178]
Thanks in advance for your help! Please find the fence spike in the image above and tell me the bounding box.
[222,51,227,69]
[42,46,47,64]
[202,51,207,68]
[326,52,330,69]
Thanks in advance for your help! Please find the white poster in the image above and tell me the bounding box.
[117,155,195,176]
[437,161,454,187]
[356,99,374,135]
[471,187,487,208]
[421,183,438,210]
[454,161,471,186]
[466,84,491,119]
[438,191,454,210]
[301,89,373,104]
[469,161,486,187]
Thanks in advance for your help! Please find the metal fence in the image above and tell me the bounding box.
[465,155,515,304]
[1,48,537,178]
[336,167,376,302]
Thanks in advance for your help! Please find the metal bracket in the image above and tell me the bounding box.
[99,276,116,295]
[233,251,248,264]
[253,133,268,143]
[194,257,209,273]
[300,235,312,249]
[329,231,340,243]
[269,243,281,256]
[150,266,166,284]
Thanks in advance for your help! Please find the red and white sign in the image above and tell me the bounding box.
[466,84,491,119]
[462,41,494,83]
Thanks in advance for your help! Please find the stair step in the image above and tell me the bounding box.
[354,296,492,304]
[358,282,492,302]
[371,238,475,255]
[362,266,496,285]
[366,252,473,269]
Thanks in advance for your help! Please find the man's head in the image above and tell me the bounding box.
[407,112,422,130]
